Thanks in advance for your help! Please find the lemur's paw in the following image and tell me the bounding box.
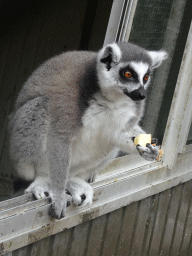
[25,180,50,199]
[72,186,93,207]
[49,192,66,219]
[65,190,73,207]
[66,177,93,207]
[136,143,159,161]
[49,191,72,219]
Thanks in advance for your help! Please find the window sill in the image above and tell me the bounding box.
[1,152,192,255]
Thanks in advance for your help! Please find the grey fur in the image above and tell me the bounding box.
[8,42,168,219]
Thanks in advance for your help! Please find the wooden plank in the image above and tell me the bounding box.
[142,194,159,256]
[69,221,90,256]
[32,4,58,69]
[0,33,11,98]
[129,197,152,256]
[0,131,14,182]
[0,33,11,161]
[169,182,192,256]
[187,234,192,256]
[147,189,171,256]
[50,229,72,256]
[0,24,27,176]
[179,184,192,255]
[50,0,88,55]
[101,208,123,256]
[158,184,183,256]
[88,0,113,50]
[116,202,139,256]
[0,26,27,106]
[11,12,42,101]
[86,214,108,256]
[29,236,52,256]
[12,245,30,256]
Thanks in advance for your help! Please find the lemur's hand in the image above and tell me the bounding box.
[136,142,159,161]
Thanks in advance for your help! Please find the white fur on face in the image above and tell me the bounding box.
[97,42,122,64]
[97,43,122,94]
[129,62,149,86]
[148,50,168,68]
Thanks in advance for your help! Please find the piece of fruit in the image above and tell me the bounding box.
[156,149,164,161]
[134,134,152,147]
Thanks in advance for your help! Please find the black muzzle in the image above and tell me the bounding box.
[124,86,146,101]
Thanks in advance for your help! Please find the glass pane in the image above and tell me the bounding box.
[187,123,192,145]
[129,0,191,144]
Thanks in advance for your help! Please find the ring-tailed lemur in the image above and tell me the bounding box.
[8,42,168,219]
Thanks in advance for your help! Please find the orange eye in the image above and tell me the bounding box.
[124,71,132,78]
[144,75,149,81]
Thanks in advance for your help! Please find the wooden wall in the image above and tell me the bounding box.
[9,179,192,256]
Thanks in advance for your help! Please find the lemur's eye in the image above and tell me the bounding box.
[124,71,132,78]
[144,75,149,81]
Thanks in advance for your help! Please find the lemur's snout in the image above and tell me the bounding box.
[124,86,146,101]
[130,86,146,101]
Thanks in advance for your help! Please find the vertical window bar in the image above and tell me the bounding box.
[103,0,138,45]
[162,21,192,168]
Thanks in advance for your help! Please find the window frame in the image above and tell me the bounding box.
[1,2,192,255]
[104,0,138,45]
[162,20,192,166]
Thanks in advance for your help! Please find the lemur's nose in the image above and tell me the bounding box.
[127,86,146,101]
[138,86,146,100]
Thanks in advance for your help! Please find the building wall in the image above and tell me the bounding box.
[9,179,192,256]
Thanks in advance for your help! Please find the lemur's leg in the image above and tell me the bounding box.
[87,148,119,183]
[24,157,72,205]
[15,159,35,181]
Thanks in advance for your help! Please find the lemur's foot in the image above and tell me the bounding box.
[136,143,159,161]
[49,191,72,219]
[25,178,72,220]
[25,177,50,199]
[66,177,93,206]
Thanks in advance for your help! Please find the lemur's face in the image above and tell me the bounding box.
[118,61,151,101]
[97,42,168,101]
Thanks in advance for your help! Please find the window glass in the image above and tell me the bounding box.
[129,0,191,144]
[187,124,192,145]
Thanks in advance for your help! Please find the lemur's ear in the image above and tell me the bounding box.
[148,50,168,69]
[99,43,121,71]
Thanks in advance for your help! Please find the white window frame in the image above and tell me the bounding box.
[103,0,138,45]
[1,2,192,254]
[162,23,192,159]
